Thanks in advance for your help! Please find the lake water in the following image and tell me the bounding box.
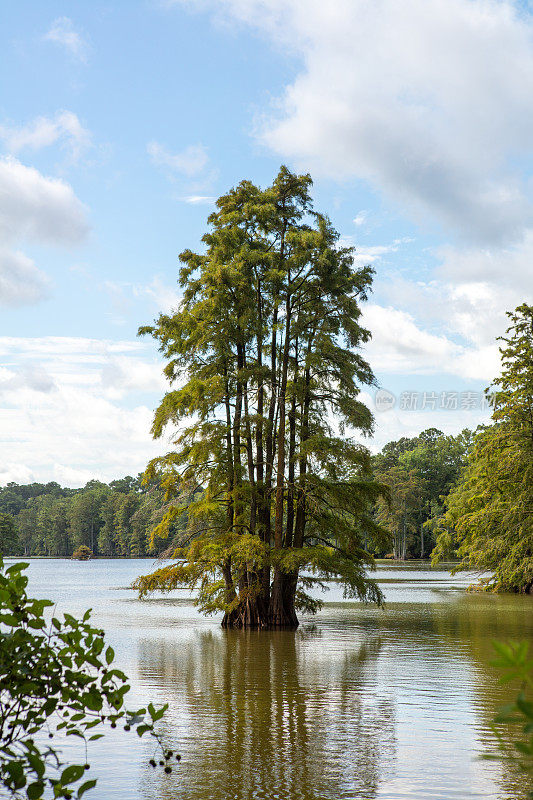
[6,558,533,800]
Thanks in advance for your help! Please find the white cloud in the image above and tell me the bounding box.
[353,211,367,227]
[0,363,56,393]
[133,277,181,314]
[0,337,170,488]
[0,157,88,306]
[44,17,89,63]
[182,195,216,205]
[358,390,491,453]
[100,356,167,399]
[351,243,399,265]
[147,141,209,177]
[0,157,89,245]
[445,281,523,348]
[0,248,49,307]
[339,235,413,266]
[0,463,34,484]
[102,277,182,319]
[178,0,533,246]
[372,229,533,350]
[363,304,501,380]
[436,231,533,297]
[0,112,92,162]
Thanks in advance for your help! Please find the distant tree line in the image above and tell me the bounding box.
[371,427,474,560]
[0,475,186,558]
[0,431,474,561]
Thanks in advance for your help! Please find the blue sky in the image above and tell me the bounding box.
[1,0,532,486]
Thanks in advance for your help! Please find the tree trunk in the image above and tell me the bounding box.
[223,362,235,531]
[274,283,291,550]
[233,343,244,526]
[255,280,270,606]
[293,353,312,549]
[285,392,297,548]
[268,569,299,628]
[221,592,271,628]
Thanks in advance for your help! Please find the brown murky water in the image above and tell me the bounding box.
[11,559,533,800]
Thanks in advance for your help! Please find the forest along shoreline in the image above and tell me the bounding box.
[0,427,472,564]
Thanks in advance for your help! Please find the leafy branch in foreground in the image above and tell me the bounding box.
[0,560,176,799]
[483,640,533,796]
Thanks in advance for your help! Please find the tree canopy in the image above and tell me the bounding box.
[135,166,389,628]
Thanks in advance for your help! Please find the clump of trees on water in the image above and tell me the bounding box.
[0,475,182,559]
[134,167,390,629]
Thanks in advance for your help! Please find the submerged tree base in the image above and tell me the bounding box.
[220,572,300,629]
[220,587,299,630]
[221,612,299,630]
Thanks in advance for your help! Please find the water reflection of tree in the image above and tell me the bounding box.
[138,627,396,800]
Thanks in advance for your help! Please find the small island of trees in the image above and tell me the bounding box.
[135,167,389,628]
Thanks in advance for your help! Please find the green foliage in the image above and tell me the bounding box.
[432,304,533,591]
[0,476,181,560]
[483,640,533,795]
[0,559,174,799]
[373,428,472,559]
[71,546,93,561]
[136,167,389,627]
[0,514,21,557]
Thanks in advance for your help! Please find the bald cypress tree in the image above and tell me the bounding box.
[135,167,389,627]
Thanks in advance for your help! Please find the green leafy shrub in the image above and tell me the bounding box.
[71,546,93,561]
[0,559,176,799]
[484,640,533,796]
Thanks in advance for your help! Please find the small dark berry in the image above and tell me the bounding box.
[111,722,116,728]
[175,755,181,761]
[159,760,164,766]
[164,767,172,774]
[48,733,53,738]
[84,764,90,771]
[166,750,173,758]
[149,759,156,768]
[124,724,131,731]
